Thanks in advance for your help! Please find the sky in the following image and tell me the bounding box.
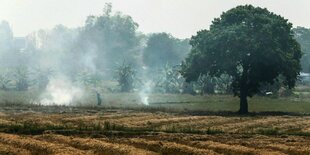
[0,0,309,39]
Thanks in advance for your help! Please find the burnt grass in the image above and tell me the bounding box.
[1,104,310,137]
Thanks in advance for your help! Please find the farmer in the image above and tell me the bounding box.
[96,91,102,106]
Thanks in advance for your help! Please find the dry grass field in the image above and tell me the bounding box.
[0,104,310,155]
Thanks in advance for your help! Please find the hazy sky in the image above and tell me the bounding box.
[0,0,309,38]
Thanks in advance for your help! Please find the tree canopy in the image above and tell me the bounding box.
[293,27,310,73]
[182,5,302,114]
[143,33,190,70]
[75,3,141,72]
[0,21,13,52]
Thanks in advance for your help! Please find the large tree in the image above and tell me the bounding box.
[143,33,190,69]
[75,3,141,73]
[182,5,302,114]
[24,25,79,79]
[0,21,30,67]
[0,21,13,52]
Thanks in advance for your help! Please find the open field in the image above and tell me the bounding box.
[0,103,310,155]
[2,88,310,113]
[1,85,310,155]
[1,1,310,154]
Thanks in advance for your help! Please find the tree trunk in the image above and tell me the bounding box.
[239,89,248,114]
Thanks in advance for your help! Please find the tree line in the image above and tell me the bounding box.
[0,4,191,91]
[0,4,307,113]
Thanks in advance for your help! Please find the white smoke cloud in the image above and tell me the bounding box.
[40,75,83,105]
[139,80,152,105]
[81,42,98,73]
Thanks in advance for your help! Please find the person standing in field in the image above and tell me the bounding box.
[96,91,102,106]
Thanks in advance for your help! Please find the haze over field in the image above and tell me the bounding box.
[1,1,310,154]
[0,0,310,38]
[0,0,308,107]
[0,1,309,106]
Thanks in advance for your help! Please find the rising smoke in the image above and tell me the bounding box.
[40,75,83,105]
[139,80,152,105]
[0,3,191,106]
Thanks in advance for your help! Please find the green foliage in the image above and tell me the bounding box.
[155,64,184,93]
[182,5,302,114]
[32,67,54,89]
[259,82,281,96]
[143,33,190,69]
[0,21,30,68]
[25,25,79,73]
[75,3,141,71]
[258,75,289,96]
[0,21,13,52]
[196,74,216,95]
[76,70,102,89]
[293,27,310,73]
[115,62,137,92]
[13,66,30,91]
[0,69,13,90]
[215,74,233,94]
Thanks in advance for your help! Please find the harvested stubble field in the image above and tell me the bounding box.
[0,105,310,155]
